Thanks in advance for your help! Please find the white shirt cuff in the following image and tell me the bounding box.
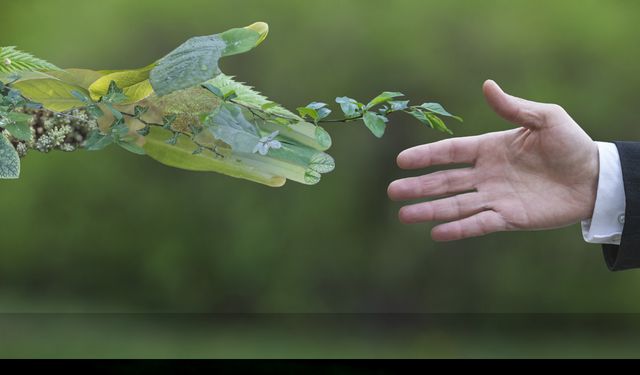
[581,142,626,245]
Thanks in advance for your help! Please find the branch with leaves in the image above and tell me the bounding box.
[0,22,461,186]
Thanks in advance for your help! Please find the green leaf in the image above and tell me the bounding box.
[201,83,224,98]
[314,126,331,149]
[162,114,177,129]
[203,103,260,153]
[71,90,91,103]
[101,81,129,104]
[223,90,238,101]
[0,134,20,179]
[220,28,261,56]
[261,102,278,111]
[389,100,409,111]
[205,74,301,121]
[149,25,263,97]
[3,111,31,124]
[137,125,150,136]
[165,132,179,145]
[103,102,123,120]
[419,102,463,122]
[366,91,404,109]
[111,118,129,137]
[0,46,58,74]
[4,112,32,141]
[143,126,286,187]
[362,111,388,138]
[133,105,148,118]
[335,96,360,118]
[305,102,331,120]
[258,119,332,151]
[46,68,104,90]
[85,104,104,118]
[84,131,114,151]
[407,108,433,126]
[11,78,87,112]
[89,65,155,104]
[296,107,319,122]
[118,140,146,155]
[308,152,336,174]
[425,113,453,135]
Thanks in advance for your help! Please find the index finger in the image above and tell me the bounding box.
[396,136,482,170]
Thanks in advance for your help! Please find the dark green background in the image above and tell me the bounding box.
[1,0,640,357]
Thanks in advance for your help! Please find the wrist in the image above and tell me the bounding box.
[581,140,600,221]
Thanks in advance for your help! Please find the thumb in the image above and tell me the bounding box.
[483,80,553,129]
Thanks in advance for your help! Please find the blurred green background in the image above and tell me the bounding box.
[1,0,640,357]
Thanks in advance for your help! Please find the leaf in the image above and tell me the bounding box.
[223,90,237,101]
[407,108,433,126]
[85,104,104,118]
[0,71,56,84]
[111,118,129,136]
[47,69,104,90]
[308,152,335,174]
[0,46,58,74]
[0,134,20,179]
[11,78,88,112]
[425,113,453,135]
[296,107,319,122]
[206,74,301,121]
[149,25,263,96]
[133,105,148,118]
[389,100,409,111]
[201,83,224,98]
[143,126,286,187]
[89,64,155,103]
[335,96,360,118]
[305,102,327,110]
[84,131,114,151]
[261,102,278,111]
[419,102,463,122]
[137,125,150,136]
[71,90,91,103]
[101,81,129,104]
[362,111,388,138]
[203,103,260,153]
[4,112,32,141]
[305,102,331,121]
[366,91,404,109]
[243,22,269,46]
[314,126,332,149]
[103,102,123,120]
[165,132,179,145]
[162,114,177,129]
[220,28,261,56]
[118,140,146,155]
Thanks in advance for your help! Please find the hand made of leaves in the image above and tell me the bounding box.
[0,22,461,187]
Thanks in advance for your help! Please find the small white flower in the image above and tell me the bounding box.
[253,130,282,155]
[3,58,11,66]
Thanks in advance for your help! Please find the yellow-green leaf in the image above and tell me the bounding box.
[12,78,88,112]
[47,68,104,90]
[89,63,155,104]
[143,127,285,187]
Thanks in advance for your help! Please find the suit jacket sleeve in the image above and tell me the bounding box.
[602,141,640,271]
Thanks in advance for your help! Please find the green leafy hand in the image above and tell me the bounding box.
[0,22,461,186]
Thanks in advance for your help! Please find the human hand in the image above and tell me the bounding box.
[388,80,600,241]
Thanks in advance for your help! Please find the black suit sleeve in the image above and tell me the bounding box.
[602,141,640,271]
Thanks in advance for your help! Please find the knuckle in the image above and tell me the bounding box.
[517,107,544,127]
[398,206,413,223]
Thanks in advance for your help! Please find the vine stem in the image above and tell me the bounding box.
[119,111,224,158]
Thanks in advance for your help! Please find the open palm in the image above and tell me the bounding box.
[388,80,600,241]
